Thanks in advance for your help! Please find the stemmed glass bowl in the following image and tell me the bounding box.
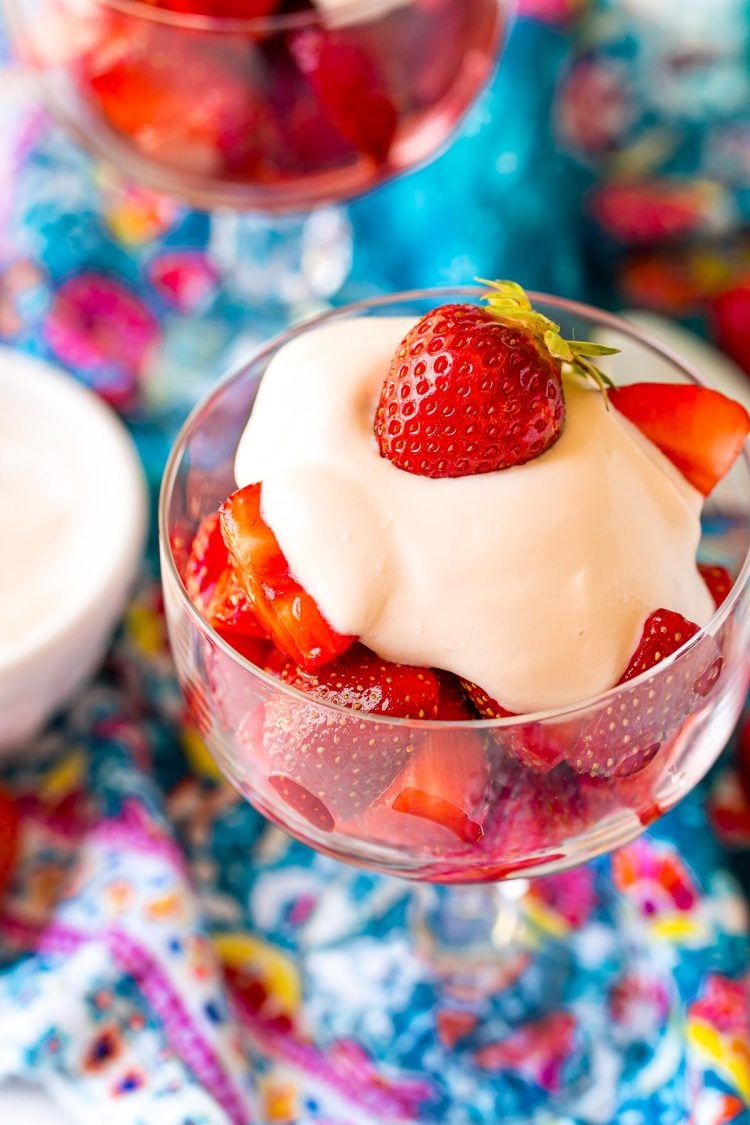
[5,0,507,212]
[159,288,750,894]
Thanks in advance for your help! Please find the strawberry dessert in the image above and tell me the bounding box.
[36,0,502,207]
[179,282,750,871]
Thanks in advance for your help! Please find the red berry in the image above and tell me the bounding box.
[711,281,750,376]
[220,483,356,671]
[184,513,266,642]
[0,787,20,898]
[274,644,440,719]
[435,673,478,721]
[569,609,722,778]
[258,647,439,826]
[80,23,272,177]
[289,29,397,164]
[461,680,568,774]
[139,0,278,15]
[698,563,733,609]
[375,303,565,478]
[384,725,489,845]
[610,383,750,497]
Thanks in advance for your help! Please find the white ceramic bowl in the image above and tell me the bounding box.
[0,348,147,753]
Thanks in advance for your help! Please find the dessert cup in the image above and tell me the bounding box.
[159,289,750,1113]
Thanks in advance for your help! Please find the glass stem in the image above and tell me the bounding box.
[209,206,353,314]
[410,881,532,992]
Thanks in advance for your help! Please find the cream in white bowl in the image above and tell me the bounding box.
[0,348,147,753]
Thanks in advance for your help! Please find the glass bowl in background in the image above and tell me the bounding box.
[6,0,507,212]
[159,289,750,887]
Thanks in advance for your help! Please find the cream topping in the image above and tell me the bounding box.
[235,317,714,712]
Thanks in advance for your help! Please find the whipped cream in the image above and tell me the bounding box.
[235,317,715,713]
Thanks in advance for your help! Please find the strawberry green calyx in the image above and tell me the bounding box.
[479,279,619,395]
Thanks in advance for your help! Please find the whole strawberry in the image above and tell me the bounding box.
[374,280,615,478]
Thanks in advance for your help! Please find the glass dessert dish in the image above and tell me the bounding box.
[6,0,506,212]
[160,286,750,888]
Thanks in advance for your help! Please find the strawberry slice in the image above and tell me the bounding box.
[461,680,569,774]
[0,787,20,898]
[436,673,479,721]
[220,483,355,671]
[184,513,266,642]
[275,645,440,719]
[385,726,489,845]
[698,563,733,609]
[569,609,722,778]
[609,383,750,496]
[257,647,438,827]
[289,29,397,164]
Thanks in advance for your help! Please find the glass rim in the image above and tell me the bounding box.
[94,0,419,33]
[159,285,750,730]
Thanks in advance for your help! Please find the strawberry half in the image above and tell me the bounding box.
[289,29,397,164]
[258,647,439,828]
[184,513,266,642]
[698,563,733,609]
[374,725,489,846]
[375,280,615,479]
[461,680,569,774]
[610,383,750,496]
[220,483,355,672]
[569,609,722,778]
[273,644,440,719]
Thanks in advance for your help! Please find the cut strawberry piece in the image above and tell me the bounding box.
[711,280,750,376]
[461,680,513,719]
[80,24,274,177]
[269,775,335,833]
[698,563,733,609]
[0,787,20,898]
[220,484,356,671]
[289,29,397,164]
[481,764,592,860]
[436,673,479,721]
[392,789,483,844]
[257,647,438,821]
[383,725,488,844]
[274,644,439,718]
[609,383,750,496]
[462,680,568,774]
[140,0,278,15]
[184,513,266,641]
[569,609,722,778]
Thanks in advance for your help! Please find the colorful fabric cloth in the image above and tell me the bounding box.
[1,6,750,1124]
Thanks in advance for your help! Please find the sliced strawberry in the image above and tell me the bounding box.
[569,609,722,778]
[461,680,568,774]
[80,24,273,177]
[436,673,479,721]
[289,29,397,164]
[274,644,440,718]
[698,563,733,609]
[184,513,266,641]
[140,0,278,15]
[461,680,513,719]
[383,726,489,845]
[711,280,750,376]
[268,775,335,833]
[257,648,438,826]
[220,483,355,671]
[480,764,592,860]
[0,787,20,897]
[610,383,750,496]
